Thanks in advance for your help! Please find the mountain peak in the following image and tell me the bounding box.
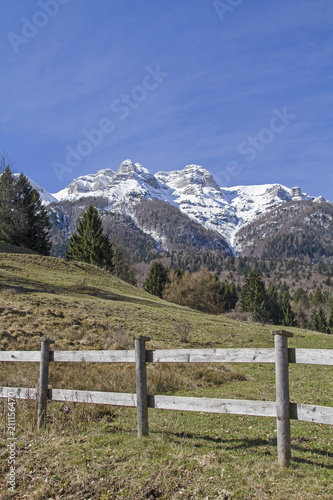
[118,159,137,175]
[156,164,221,192]
[182,164,221,190]
[48,159,328,251]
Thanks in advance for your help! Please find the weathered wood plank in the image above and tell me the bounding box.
[2,348,332,365]
[289,349,333,366]
[0,387,38,399]
[2,386,332,425]
[50,389,137,407]
[147,348,276,363]
[52,350,136,363]
[290,403,333,425]
[148,395,277,417]
[0,351,40,362]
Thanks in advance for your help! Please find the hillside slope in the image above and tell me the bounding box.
[0,254,332,500]
[0,242,37,255]
[1,254,331,352]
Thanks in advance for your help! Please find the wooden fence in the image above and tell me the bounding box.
[1,330,332,467]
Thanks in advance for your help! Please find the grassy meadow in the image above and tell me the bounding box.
[0,253,332,499]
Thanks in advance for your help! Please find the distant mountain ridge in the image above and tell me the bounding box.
[28,159,328,255]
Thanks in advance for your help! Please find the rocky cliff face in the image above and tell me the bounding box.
[30,159,327,254]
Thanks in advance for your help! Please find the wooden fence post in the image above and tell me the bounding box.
[272,329,293,467]
[38,338,55,429]
[135,336,150,438]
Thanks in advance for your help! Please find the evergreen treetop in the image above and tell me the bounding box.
[143,261,169,297]
[66,205,113,270]
[240,267,269,322]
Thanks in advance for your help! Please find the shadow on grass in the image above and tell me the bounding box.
[152,430,333,469]
[0,273,181,311]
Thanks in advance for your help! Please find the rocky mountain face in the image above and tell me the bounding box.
[49,197,232,261]
[31,159,328,258]
[237,201,333,261]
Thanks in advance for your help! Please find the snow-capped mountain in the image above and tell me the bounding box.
[12,174,57,205]
[28,178,58,205]
[49,159,325,251]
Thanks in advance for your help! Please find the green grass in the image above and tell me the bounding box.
[0,254,332,499]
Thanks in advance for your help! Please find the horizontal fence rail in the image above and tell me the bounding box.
[2,387,332,425]
[1,348,333,365]
[288,348,333,365]
[0,331,332,467]
[147,348,276,363]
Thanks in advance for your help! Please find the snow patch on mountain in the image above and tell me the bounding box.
[54,160,164,207]
[13,175,57,205]
[50,159,326,252]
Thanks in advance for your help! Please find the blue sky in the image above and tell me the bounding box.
[1,0,332,199]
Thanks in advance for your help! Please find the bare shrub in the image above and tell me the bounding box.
[174,320,192,343]
[106,323,133,350]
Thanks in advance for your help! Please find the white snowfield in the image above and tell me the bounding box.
[29,159,325,252]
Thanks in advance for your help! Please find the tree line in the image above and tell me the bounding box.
[143,262,333,334]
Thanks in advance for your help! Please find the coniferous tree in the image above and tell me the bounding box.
[143,261,169,297]
[0,167,18,244]
[0,166,51,255]
[112,243,136,285]
[278,286,295,327]
[240,268,269,322]
[218,280,238,312]
[328,308,333,334]
[66,205,113,269]
[311,287,325,307]
[311,307,329,334]
[267,283,282,324]
[293,287,309,306]
[15,173,51,255]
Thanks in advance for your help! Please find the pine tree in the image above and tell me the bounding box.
[328,308,333,334]
[143,261,169,297]
[66,205,113,269]
[15,173,51,255]
[311,287,325,307]
[0,167,18,244]
[311,307,329,334]
[218,281,238,312]
[267,283,282,324]
[293,287,309,306]
[112,243,136,285]
[240,268,269,322]
[0,166,51,255]
[278,287,295,327]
